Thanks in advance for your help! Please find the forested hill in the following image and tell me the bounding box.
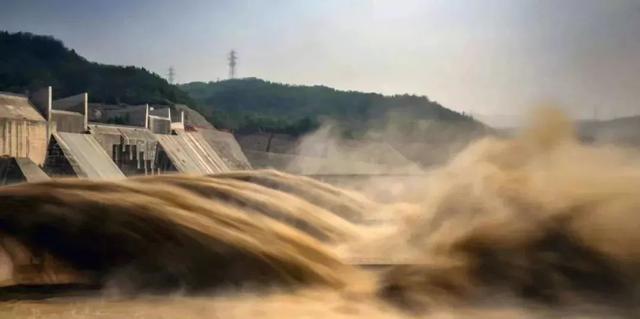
[181,78,487,136]
[0,30,487,140]
[0,31,193,105]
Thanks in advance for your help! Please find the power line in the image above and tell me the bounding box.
[228,50,237,79]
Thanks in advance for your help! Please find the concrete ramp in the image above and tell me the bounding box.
[0,157,49,185]
[199,129,251,170]
[14,158,49,182]
[52,132,125,179]
[156,131,229,174]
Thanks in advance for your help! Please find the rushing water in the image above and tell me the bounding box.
[0,109,639,318]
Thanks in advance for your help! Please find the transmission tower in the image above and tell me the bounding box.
[228,50,237,79]
[167,66,175,84]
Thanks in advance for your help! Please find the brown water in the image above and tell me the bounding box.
[0,109,639,318]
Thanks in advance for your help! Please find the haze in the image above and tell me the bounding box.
[2,0,639,126]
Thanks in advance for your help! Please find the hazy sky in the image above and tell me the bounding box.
[1,0,639,125]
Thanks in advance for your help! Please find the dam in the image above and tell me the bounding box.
[2,87,640,318]
[1,115,640,319]
[0,87,253,183]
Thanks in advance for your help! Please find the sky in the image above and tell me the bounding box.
[1,0,639,126]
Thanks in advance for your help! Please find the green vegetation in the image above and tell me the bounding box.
[105,113,131,125]
[0,30,487,142]
[0,31,193,105]
[232,113,320,135]
[181,78,484,136]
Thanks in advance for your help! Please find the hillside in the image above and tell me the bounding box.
[0,31,193,105]
[0,30,490,167]
[180,78,487,137]
[182,79,491,167]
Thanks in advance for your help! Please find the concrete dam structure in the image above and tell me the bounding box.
[0,87,252,185]
[0,92,48,166]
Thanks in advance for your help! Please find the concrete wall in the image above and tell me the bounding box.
[91,104,148,127]
[149,117,171,134]
[0,119,48,165]
[148,107,172,134]
[149,107,171,118]
[52,93,87,114]
[170,111,185,130]
[51,93,88,133]
[29,87,52,120]
[50,111,86,134]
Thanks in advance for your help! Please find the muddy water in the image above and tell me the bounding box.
[0,109,639,318]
